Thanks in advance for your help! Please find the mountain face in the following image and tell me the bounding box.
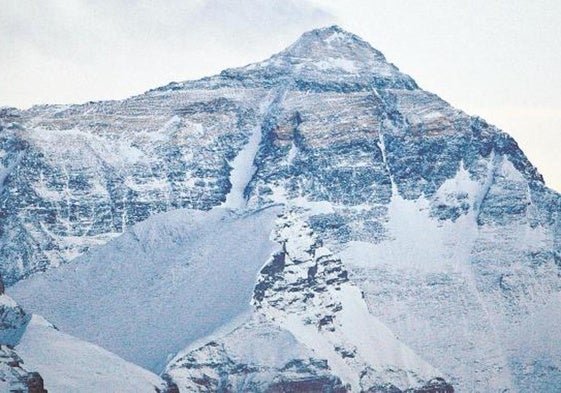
[1,25,561,392]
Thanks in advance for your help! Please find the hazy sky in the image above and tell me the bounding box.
[1,0,560,191]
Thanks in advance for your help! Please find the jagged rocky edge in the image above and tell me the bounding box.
[0,345,47,393]
[0,278,47,393]
[164,207,454,392]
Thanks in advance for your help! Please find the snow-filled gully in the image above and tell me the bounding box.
[222,90,280,209]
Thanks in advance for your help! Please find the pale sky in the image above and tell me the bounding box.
[1,0,560,191]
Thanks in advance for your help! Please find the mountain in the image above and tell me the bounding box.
[1,25,560,392]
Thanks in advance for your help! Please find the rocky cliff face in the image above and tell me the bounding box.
[0,345,47,393]
[2,26,561,392]
[0,293,47,393]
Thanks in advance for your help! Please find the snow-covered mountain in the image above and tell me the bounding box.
[1,25,560,392]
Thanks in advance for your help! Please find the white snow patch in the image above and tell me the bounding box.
[421,111,443,120]
[497,155,526,181]
[159,115,181,133]
[340,162,484,273]
[324,31,349,44]
[287,142,298,163]
[315,58,358,73]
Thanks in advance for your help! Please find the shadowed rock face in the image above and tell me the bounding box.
[26,372,48,393]
[0,303,46,393]
[265,377,348,393]
[0,296,30,347]
[2,25,561,392]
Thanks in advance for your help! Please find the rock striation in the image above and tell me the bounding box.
[1,25,561,392]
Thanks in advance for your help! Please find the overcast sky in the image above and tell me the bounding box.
[1,0,560,191]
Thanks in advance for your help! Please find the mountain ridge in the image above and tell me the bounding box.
[1,25,560,392]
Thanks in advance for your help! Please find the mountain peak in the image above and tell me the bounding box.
[297,24,361,44]
[277,24,387,65]
[218,26,417,90]
[290,25,381,52]
[312,24,347,34]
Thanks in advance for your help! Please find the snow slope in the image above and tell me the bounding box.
[0,292,167,393]
[10,206,281,372]
[338,155,561,391]
[16,315,166,393]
